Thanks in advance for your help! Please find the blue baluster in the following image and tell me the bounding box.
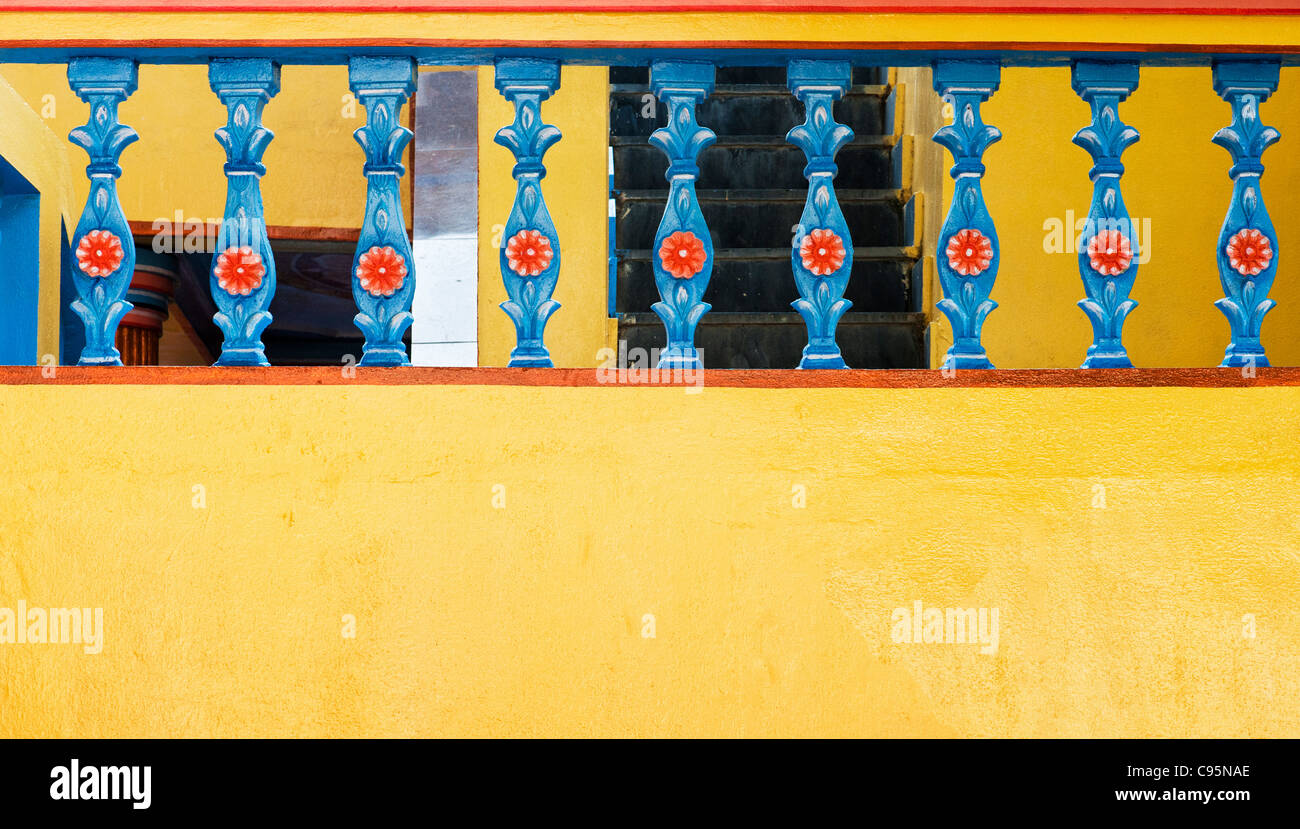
[649,60,716,371]
[494,58,562,368]
[932,61,1001,370]
[786,60,854,370]
[1072,61,1141,369]
[67,57,139,366]
[349,57,417,367]
[1212,60,1281,369]
[208,59,280,367]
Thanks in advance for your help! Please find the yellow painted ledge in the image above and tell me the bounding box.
[0,380,1296,736]
[2,13,1300,52]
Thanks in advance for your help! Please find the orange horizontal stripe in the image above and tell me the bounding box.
[119,308,167,327]
[1,367,1296,388]
[127,270,175,294]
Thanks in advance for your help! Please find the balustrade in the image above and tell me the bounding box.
[67,57,138,367]
[208,58,279,367]
[32,49,1293,370]
[1213,60,1281,369]
[495,58,563,368]
[350,56,419,367]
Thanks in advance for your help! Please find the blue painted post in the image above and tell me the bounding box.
[932,61,1001,370]
[494,58,562,368]
[67,57,139,366]
[786,60,854,370]
[208,59,280,367]
[1212,60,1281,369]
[349,57,417,367]
[1072,61,1141,369]
[649,60,716,371]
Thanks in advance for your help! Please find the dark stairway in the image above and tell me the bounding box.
[609,66,926,369]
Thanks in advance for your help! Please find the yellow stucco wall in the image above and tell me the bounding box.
[0,380,1296,737]
[0,10,1297,738]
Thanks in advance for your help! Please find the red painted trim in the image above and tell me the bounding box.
[1,366,1297,388]
[128,270,175,294]
[120,308,166,328]
[2,1,1300,15]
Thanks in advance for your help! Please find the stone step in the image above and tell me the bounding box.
[617,311,926,369]
[612,135,894,190]
[614,247,916,314]
[610,83,887,138]
[614,187,903,249]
